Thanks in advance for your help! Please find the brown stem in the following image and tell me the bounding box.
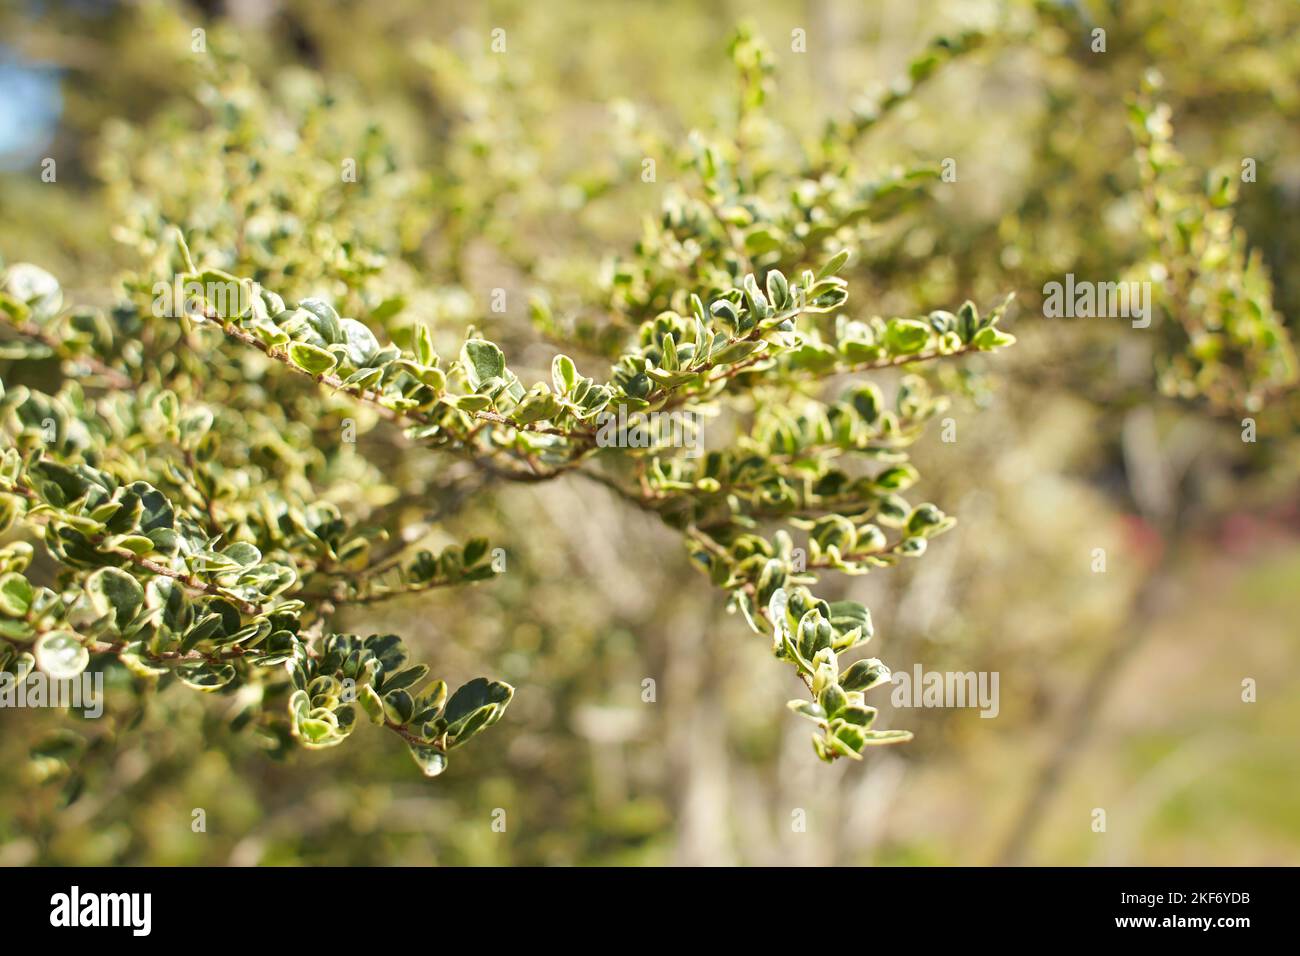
[3,480,262,616]
[0,315,134,389]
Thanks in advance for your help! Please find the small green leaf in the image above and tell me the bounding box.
[34,631,89,680]
[819,682,848,718]
[817,249,851,279]
[359,684,386,725]
[2,263,62,318]
[839,705,878,727]
[221,542,262,567]
[873,464,919,491]
[447,704,497,747]
[0,572,33,617]
[339,317,380,366]
[298,297,343,345]
[551,354,578,394]
[414,323,436,366]
[407,743,448,777]
[860,729,914,746]
[288,341,339,375]
[973,326,1016,350]
[787,699,827,722]
[444,677,514,729]
[830,724,866,758]
[176,662,237,692]
[298,717,336,745]
[461,339,506,391]
[841,658,892,692]
[85,567,145,630]
[884,318,932,355]
[0,618,36,643]
[450,393,493,412]
[383,688,415,724]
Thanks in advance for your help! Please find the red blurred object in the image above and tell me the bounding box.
[1119,513,1165,567]
[1216,500,1300,555]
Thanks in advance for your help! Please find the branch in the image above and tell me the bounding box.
[0,314,134,389]
[2,480,263,616]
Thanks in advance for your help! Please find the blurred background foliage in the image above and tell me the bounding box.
[0,0,1297,865]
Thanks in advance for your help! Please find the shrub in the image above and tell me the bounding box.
[3,8,1293,798]
[0,25,1017,777]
